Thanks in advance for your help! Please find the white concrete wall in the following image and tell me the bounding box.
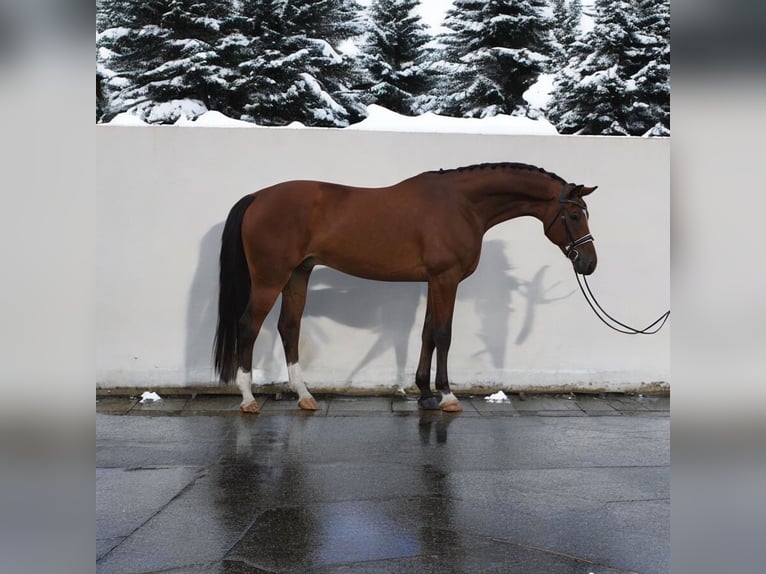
[96,127,669,393]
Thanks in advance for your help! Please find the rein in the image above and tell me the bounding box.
[551,184,670,335]
[574,272,670,335]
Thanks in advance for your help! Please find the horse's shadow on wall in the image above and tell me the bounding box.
[184,226,573,386]
[185,223,225,384]
[299,269,424,387]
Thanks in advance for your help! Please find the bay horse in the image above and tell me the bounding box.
[214,163,597,413]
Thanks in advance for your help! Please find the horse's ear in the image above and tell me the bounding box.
[567,184,584,198]
[566,184,598,199]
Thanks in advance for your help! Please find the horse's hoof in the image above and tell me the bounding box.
[441,400,463,413]
[418,397,441,410]
[240,400,260,414]
[298,397,319,411]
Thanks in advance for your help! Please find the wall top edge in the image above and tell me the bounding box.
[95,124,669,141]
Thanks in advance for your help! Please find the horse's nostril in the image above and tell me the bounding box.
[579,259,596,275]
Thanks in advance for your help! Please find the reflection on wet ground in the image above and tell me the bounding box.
[97,395,669,573]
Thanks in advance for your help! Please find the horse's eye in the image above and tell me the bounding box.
[569,212,580,222]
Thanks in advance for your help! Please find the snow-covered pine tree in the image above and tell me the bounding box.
[359,0,434,115]
[97,0,234,123]
[97,0,368,126]
[547,0,646,135]
[96,0,109,33]
[550,0,582,70]
[630,0,669,135]
[284,0,368,126]
[148,1,234,119]
[219,0,299,123]
[435,0,553,118]
[227,0,366,127]
[98,1,167,121]
[286,0,362,45]
[97,0,113,121]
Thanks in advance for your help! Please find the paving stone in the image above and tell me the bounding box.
[129,397,189,414]
[96,467,200,540]
[536,410,588,417]
[182,395,243,415]
[621,410,670,417]
[469,397,519,416]
[97,468,248,574]
[513,396,583,412]
[576,395,621,414]
[97,413,668,573]
[327,396,392,415]
[391,397,421,413]
[96,537,124,560]
[96,397,138,414]
[606,396,653,411]
[96,393,667,418]
[638,395,670,411]
[579,409,623,417]
[260,396,330,415]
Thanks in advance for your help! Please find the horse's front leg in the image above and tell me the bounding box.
[415,293,439,410]
[422,274,463,412]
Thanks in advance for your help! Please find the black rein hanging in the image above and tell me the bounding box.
[552,183,670,335]
[575,272,670,335]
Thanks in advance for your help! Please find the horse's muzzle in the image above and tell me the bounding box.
[567,245,597,275]
[573,254,597,275]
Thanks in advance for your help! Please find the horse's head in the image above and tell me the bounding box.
[544,183,598,275]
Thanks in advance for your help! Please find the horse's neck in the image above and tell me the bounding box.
[460,171,557,232]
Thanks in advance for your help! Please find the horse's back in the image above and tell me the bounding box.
[241,177,476,281]
[248,177,441,233]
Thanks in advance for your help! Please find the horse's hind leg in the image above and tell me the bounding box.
[236,285,282,413]
[278,264,318,411]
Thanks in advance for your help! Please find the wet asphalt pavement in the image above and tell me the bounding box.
[96,394,669,573]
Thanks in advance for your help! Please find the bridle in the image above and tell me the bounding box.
[547,183,670,335]
[545,183,594,262]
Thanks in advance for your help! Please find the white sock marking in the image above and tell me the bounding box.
[287,362,313,401]
[236,368,255,405]
[440,392,458,405]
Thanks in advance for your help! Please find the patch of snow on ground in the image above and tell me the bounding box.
[140,391,162,403]
[485,390,509,403]
[348,105,557,135]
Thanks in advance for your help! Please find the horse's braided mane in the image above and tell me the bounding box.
[430,162,566,184]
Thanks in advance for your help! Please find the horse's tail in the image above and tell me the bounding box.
[214,194,256,383]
